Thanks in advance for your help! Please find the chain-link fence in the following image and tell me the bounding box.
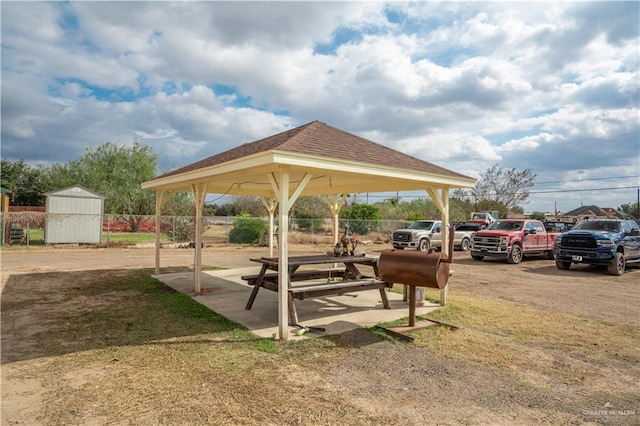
[0,212,410,248]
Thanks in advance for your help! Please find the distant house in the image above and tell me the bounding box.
[45,185,105,244]
[561,205,629,222]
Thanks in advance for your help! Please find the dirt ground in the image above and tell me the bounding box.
[2,244,639,424]
[3,244,639,326]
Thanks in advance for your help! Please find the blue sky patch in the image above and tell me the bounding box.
[314,27,364,55]
[211,84,252,108]
[58,8,79,32]
[384,6,407,25]
[49,77,152,102]
[161,81,187,96]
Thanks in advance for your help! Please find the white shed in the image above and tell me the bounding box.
[45,185,105,244]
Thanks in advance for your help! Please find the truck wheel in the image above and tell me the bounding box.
[418,239,430,252]
[507,244,523,264]
[556,260,571,270]
[471,255,484,261]
[546,250,555,260]
[460,238,471,251]
[607,252,625,276]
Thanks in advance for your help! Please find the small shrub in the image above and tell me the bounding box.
[229,216,265,244]
[294,217,325,233]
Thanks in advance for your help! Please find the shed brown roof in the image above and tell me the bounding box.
[156,120,471,181]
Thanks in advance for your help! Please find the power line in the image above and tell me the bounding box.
[529,185,639,194]
[513,131,640,147]
[534,175,640,185]
[354,185,639,199]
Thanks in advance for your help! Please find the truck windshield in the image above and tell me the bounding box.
[408,221,435,230]
[572,221,620,233]
[488,221,523,231]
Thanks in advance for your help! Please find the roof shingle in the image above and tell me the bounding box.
[155,121,471,180]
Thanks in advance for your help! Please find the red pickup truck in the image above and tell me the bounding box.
[470,219,557,264]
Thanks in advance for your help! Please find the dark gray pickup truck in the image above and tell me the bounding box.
[553,219,640,276]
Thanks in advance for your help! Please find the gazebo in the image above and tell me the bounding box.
[141,120,476,340]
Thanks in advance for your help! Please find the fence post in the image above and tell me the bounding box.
[26,222,30,248]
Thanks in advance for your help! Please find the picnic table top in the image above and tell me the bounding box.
[249,254,378,267]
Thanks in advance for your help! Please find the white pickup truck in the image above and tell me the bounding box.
[391,220,478,252]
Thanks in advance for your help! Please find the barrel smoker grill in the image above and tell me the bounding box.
[378,225,455,329]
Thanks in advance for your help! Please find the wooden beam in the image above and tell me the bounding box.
[274,169,290,341]
[154,190,175,275]
[192,183,208,294]
[260,196,278,257]
[426,187,450,306]
[324,194,347,245]
[268,169,313,340]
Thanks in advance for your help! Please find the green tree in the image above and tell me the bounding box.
[48,141,157,217]
[204,202,238,216]
[454,164,536,212]
[374,198,406,220]
[473,199,509,220]
[292,196,329,233]
[0,159,48,206]
[405,198,438,220]
[232,196,265,217]
[374,196,469,223]
[529,211,547,221]
[448,197,474,223]
[162,192,194,217]
[619,201,640,219]
[292,196,329,219]
[340,202,381,235]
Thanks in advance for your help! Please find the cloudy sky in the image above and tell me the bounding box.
[2,1,639,213]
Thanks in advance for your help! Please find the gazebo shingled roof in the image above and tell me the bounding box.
[156,120,471,182]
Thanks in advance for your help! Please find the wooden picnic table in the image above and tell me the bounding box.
[243,254,392,324]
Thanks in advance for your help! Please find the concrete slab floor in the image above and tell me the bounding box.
[155,267,441,340]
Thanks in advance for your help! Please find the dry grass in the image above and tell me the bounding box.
[3,269,639,424]
[1,269,399,425]
[388,290,640,394]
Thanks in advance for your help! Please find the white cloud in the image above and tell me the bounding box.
[1,1,638,212]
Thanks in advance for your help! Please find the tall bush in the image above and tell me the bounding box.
[339,203,381,235]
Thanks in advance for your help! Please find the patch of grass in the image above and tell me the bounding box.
[103,232,164,244]
[252,337,279,353]
[4,267,398,425]
[3,270,255,359]
[398,291,640,391]
[2,228,171,248]
[201,265,224,271]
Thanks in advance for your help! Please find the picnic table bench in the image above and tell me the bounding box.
[243,255,392,324]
